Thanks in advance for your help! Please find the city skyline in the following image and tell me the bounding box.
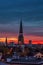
[0,20,43,44]
[0,0,43,44]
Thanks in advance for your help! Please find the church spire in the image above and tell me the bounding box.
[18,19,24,44]
[19,19,23,33]
[5,37,7,46]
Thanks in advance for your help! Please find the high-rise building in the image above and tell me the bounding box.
[18,19,24,44]
[29,40,32,47]
[29,40,32,44]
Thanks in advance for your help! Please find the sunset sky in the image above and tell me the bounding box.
[0,0,43,44]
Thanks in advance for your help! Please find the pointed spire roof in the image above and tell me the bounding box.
[18,19,24,44]
[19,19,23,33]
[5,37,7,46]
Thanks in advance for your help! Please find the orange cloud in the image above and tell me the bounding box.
[0,33,43,44]
[24,35,43,44]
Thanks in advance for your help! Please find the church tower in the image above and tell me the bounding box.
[18,19,24,44]
[5,37,8,46]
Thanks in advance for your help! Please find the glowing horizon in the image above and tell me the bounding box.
[0,0,43,44]
[0,35,43,44]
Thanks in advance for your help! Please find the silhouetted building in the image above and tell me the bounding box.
[8,42,15,47]
[18,19,24,44]
[29,40,32,44]
[28,40,32,47]
[5,37,8,46]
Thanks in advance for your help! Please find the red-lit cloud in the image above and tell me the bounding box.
[0,33,43,44]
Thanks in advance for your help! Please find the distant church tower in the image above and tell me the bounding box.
[18,19,24,44]
[5,37,8,46]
